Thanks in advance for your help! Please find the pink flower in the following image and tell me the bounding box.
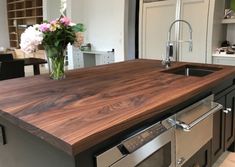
[50,20,57,25]
[39,23,50,32]
[60,17,71,26]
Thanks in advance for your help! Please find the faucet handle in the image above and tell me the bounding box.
[166,42,174,58]
[189,41,193,52]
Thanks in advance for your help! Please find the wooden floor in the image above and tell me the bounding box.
[213,152,235,167]
[220,152,235,167]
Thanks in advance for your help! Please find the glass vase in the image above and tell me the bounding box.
[45,46,66,80]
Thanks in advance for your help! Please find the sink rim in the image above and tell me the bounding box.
[161,64,222,77]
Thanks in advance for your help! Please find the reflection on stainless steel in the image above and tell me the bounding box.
[175,103,222,132]
[172,95,222,166]
[96,116,176,167]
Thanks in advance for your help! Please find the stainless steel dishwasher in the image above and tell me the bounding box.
[96,116,176,167]
[169,95,223,166]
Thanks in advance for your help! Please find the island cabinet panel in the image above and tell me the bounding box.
[224,89,235,150]
[212,86,235,163]
[0,117,76,167]
[212,96,225,163]
[182,141,211,167]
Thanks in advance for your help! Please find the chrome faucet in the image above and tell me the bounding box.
[162,19,193,68]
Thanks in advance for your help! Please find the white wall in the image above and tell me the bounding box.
[67,0,126,62]
[0,0,10,48]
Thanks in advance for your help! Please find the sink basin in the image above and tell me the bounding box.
[162,65,222,77]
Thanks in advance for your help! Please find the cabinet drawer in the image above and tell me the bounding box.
[182,141,211,167]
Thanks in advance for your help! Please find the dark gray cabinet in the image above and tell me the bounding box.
[212,96,225,163]
[182,141,211,167]
[212,88,235,163]
[224,89,235,150]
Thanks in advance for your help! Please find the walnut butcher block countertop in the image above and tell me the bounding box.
[0,59,235,156]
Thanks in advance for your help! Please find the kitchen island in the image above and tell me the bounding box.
[0,59,235,167]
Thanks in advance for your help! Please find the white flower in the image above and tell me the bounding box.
[69,22,76,26]
[74,32,84,48]
[20,25,43,54]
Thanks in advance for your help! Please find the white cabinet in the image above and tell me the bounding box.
[67,45,114,69]
[95,53,115,66]
[180,0,210,63]
[140,0,176,60]
[213,54,235,66]
[140,0,211,63]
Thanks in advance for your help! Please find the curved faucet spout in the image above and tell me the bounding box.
[163,19,193,69]
[168,19,193,45]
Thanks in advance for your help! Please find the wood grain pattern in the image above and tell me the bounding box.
[0,59,235,156]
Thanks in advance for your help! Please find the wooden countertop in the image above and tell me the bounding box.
[0,59,235,156]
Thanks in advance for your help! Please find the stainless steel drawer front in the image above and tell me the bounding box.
[96,118,175,167]
[173,95,223,166]
[120,123,167,154]
[174,102,223,132]
[110,128,175,167]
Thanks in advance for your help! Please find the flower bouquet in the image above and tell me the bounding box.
[20,16,85,80]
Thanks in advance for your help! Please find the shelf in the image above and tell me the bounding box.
[17,24,33,29]
[6,0,43,48]
[8,6,42,12]
[221,18,235,24]
[18,25,27,28]
[8,16,43,20]
[213,53,235,57]
[8,0,25,5]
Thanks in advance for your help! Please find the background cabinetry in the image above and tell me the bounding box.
[140,0,211,63]
[140,0,176,60]
[6,0,43,48]
[67,46,115,69]
[212,0,235,66]
[179,0,210,63]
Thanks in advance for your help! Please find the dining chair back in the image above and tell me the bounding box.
[0,54,14,62]
[0,60,25,80]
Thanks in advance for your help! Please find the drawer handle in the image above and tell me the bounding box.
[224,108,232,114]
[177,157,185,165]
[227,108,232,112]
[174,103,223,132]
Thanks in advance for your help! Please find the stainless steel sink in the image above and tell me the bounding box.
[162,65,222,77]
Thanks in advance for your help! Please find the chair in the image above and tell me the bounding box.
[0,60,25,80]
[0,54,14,62]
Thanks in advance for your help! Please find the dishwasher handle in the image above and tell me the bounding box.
[175,103,223,132]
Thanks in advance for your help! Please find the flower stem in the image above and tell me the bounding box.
[45,47,65,80]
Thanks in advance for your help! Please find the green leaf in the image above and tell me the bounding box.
[72,23,85,32]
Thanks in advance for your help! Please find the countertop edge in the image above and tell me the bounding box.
[0,110,74,156]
